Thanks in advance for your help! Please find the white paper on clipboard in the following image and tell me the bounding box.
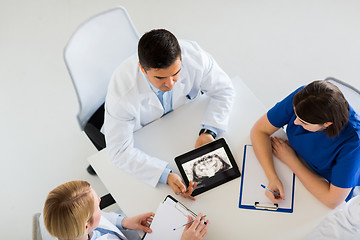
[142,196,196,240]
[239,129,295,213]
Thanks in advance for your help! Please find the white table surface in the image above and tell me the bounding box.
[88,77,330,240]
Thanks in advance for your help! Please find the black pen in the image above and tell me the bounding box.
[176,184,204,195]
[176,189,189,195]
[173,215,207,231]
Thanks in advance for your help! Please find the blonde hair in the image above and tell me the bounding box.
[43,181,95,240]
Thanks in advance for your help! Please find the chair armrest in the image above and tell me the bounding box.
[100,193,116,210]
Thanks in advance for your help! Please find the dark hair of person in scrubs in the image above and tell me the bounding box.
[293,80,349,137]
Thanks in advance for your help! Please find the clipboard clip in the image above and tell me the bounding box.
[175,201,197,218]
[254,202,279,211]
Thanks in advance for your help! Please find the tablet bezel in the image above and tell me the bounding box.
[174,138,240,196]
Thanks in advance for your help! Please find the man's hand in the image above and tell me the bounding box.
[180,213,209,240]
[167,173,197,200]
[121,212,155,233]
[195,134,215,148]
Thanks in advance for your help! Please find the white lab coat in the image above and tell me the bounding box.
[103,40,235,187]
[38,212,128,240]
[307,195,360,239]
[95,212,128,240]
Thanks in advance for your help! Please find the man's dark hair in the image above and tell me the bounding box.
[138,29,181,71]
[293,80,349,137]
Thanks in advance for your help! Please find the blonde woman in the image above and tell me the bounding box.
[43,181,209,240]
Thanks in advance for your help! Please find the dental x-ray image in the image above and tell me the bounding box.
[182,147,233,183]
[175,138,241,196]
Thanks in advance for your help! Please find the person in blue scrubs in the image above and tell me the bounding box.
[251,80,360,209]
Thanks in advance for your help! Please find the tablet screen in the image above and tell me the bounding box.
[175,138,240,196]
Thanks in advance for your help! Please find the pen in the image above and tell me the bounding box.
[176,189,189,195]
[176,184,205,195]
[173,215,207,231]
[260,184,281,198]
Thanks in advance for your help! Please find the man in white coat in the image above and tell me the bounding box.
[43,180,209,240]
[103,29,235,198]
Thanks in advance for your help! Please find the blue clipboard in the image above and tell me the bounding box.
[238,145,295,213]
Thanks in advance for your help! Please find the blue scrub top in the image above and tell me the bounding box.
[267,86,360,201]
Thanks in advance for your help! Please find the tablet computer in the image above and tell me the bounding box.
[175,138,241,196]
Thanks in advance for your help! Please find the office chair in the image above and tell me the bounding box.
[326,77,360,198]
[325,77,360,114]
[64,6,139,174]
[32,194,140,240]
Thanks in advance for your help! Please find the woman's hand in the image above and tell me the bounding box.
[266,177,285,203]
[271,137,298,168]
[121,212,155,233]
[180,213,209,240]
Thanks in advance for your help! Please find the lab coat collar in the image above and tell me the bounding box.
[135,68,163,110]
[137,67,153,94]
[145,76,162,95]
[136,64,188,110]
[172,67,188,109]
[96,215,125,238]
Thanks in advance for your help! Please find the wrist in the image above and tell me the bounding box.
[199,128,216,139]
[160,167,172,185]
[268,173,280,183]
[288,156,302,173]
[167,172,174,184]
[121,218,128,229]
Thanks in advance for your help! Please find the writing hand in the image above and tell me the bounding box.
[266,177,285,203]
[180,213,209,240]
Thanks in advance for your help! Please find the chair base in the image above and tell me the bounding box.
[87,165,97,175]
